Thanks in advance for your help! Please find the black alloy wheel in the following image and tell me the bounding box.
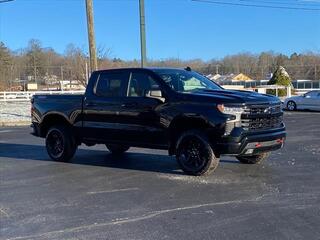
[176,130,219,176]
[45,125,77,162]
[46,129,65,159]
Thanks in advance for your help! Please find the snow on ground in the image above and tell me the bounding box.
[0,101,31,123]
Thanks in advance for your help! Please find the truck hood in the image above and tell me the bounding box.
[184,89,280,105]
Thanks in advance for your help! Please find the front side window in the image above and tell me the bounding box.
[153,69,222,93]
[95,72,128,97]
[128,72,160,97]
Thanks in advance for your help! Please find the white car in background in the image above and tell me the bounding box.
[284,90,320,111]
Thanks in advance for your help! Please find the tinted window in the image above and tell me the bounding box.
[95,72,128,97]
[128,72,160,97]
[153,69,222,93]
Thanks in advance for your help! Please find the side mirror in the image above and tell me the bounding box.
[145,89,165,102]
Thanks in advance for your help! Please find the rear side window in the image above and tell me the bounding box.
[95,72,128,97]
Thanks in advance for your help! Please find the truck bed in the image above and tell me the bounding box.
[32,94,84,130]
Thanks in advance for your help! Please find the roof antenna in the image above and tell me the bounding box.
[185,66,192,71]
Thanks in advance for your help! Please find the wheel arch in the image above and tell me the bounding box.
[168,115,213,155]
[40,113,72,137]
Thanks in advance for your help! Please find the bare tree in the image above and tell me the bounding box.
[64,44,88,87]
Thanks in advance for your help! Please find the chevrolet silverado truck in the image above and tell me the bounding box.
[31,67,286,176]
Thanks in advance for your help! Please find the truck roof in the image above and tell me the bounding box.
[93,67,189,74]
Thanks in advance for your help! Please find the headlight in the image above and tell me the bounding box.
[217,104,244,135]
[217,104,244,115]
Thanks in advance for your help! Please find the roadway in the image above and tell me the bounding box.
[0,111,320,240]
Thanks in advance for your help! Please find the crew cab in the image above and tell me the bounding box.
[31,67,286,175]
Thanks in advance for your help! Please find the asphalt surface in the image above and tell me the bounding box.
[0,112,320,240]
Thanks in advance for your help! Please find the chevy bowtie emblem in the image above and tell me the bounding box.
[264,106,277,114]
[264,107,271,114]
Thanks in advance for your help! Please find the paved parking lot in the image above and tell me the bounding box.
[0,112,320,240]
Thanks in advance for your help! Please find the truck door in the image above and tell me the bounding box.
[120,70,168,147]
[82,70,130,143]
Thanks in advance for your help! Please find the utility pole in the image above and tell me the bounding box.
[139,0,147,67]
[215,64,219,74]
[60,66,64,81]
[85,0,98,72]
[85,61,89,84]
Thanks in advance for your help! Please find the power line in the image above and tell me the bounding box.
[192,0,320,10]
[240,0,320,6]
[0,0,14,3]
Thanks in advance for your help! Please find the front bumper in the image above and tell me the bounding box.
[216,126,286,156]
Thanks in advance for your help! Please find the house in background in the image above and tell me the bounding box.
[231,73,252,81]
[207,73,253,82]
[207,73,221,81]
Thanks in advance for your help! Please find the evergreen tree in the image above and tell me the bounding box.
[268,66,292,97]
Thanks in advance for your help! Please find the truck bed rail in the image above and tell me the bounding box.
[0,91,85,102]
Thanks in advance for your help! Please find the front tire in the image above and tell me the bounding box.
[236,152,270,164]
[287,101,296,111]
[176,130,220,176]
[106,144,130,154]
[45,125,77,162]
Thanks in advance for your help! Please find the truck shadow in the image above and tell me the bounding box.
[0,143,239,175]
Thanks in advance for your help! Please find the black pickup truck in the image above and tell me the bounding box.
[31,67,286,175]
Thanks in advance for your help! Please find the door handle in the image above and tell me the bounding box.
[85,102,97,107]
[121,103,137,108]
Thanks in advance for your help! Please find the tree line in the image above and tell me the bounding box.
[0,39,319,90]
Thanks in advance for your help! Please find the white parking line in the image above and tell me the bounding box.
[87,188,140,195]
[0,130,14,133]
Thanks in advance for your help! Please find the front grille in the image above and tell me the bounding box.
[241,115,283,131]
[241,103,283,131]
[243,104,282,115]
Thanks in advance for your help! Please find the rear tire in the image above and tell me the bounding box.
[287,101,296,111]
[45,125,77,162]
[176,130,219,176]
[236,152,270,164]
[106,144,130,154]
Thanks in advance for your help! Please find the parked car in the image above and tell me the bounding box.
[284,90,320,111]
[31,67,286,176]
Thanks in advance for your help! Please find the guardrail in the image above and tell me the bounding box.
[0,90,85,102]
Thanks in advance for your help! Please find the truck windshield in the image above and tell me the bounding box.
[153,69,223,93]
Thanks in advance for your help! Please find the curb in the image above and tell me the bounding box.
[0,121,31,127]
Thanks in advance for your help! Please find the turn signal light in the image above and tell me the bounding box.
[276,138,284,144]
